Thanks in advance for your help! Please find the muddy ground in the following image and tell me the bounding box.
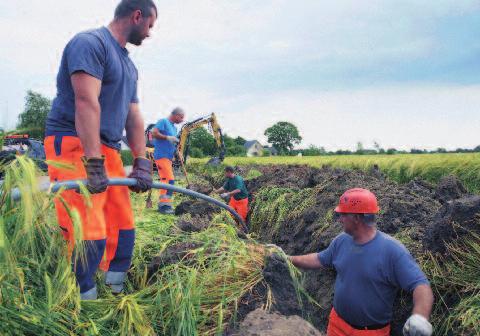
[169,165,480,335]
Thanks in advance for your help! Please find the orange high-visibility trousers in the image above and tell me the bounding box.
[155,158,175,204]
[44,136,135,272]
[327,308,391,336]
[228,197,249,222]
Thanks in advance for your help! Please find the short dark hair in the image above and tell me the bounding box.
[225,166,235,173]
[114,0,157,19]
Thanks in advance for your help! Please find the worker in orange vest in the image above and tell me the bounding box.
[269,188,434,336]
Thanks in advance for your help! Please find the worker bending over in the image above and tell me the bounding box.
[273,188,434,336]
[151,108,185,214]
[44,0,157,299]
[215,166,249,222]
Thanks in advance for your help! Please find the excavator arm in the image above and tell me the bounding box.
[176,113,225,165]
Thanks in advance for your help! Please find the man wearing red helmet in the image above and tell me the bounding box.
[284,188,434,336]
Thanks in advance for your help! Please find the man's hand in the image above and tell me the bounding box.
[220,192,230,200]
[82,156,108,194]
[128,157,153,193]
[403,314,432,336]
[166,136,179,144]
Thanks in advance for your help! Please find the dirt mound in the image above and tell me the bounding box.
[233,308,323,336]
[263,253,303,316]
[175,199,221,218]
[176,216,211,232]
[434,175,468,204]
[424,195,480,254]
[245,165,316,194]
[188,183,213,195]
[247,165,474,333]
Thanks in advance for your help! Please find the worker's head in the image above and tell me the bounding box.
[169,107,185,124]
[334,188,379,236]
[114,0,157,46]
[224,166,235,178]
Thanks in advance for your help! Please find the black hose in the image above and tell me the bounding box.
[9,178,248,232]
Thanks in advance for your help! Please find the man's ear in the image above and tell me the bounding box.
[132,10,142,24]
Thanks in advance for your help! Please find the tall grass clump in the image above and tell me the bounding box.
[1,156,278,335]
[422,232,480,336]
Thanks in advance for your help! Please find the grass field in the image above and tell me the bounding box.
[191,153,480,194]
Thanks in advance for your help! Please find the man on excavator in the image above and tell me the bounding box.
[44,0,156,299]
[151,107,185,214]
[214,166,249,222]
[270,188,434,336]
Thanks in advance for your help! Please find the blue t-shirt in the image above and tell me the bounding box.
[46,27,139,150]
[153,118,178,160]
[318,231,429,327]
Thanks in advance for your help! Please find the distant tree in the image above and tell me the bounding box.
[373,141,381,153]
[474,145,480,152]
[386,148,397,155]
[303,145,326,156]
[189,127,216,156]
[234,136,246,146]
[17,90,51,139]
[226,145,246,157]
[264,121,302,154]
[189,147,204,158]
[436,148,447,153]
[221,134,247,157]
[410,148,425,154]
[355,142,365,155]
[335,150,352,155]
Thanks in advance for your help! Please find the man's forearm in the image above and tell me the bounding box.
[75,98,102,158]
[126,112,146,158]
[412,284,434,319]
[289,253,323,269]
[229,189,241,195]
[152,128,168,140]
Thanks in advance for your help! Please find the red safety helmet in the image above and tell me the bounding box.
[334,188,380,214]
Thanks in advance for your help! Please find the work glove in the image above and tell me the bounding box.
[220,192,230,200]
[166,136,179,144]
[128,157,153,193]
[403,314,432,336]
[81,156,108,194]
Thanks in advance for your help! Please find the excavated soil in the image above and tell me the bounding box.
[243,165,480,335]
[153,164,480,335]
[232,308,324,336]
[175,199,221,218]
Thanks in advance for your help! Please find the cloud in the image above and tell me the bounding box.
[0,0,479,150]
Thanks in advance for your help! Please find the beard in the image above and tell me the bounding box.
[128,26,144,46]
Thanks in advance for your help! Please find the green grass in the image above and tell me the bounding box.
[0,157,272,336]
[191,153,480,193]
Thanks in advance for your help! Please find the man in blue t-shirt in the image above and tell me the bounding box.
[44,0,157,300]
[151,108,185,214]
[271,188,434,336]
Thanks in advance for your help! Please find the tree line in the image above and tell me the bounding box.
[6,91,480,157]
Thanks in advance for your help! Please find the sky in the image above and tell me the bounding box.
[0,0,479,150]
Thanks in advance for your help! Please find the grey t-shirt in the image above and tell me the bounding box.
[46,27,138,150]
[318,231,429,326]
